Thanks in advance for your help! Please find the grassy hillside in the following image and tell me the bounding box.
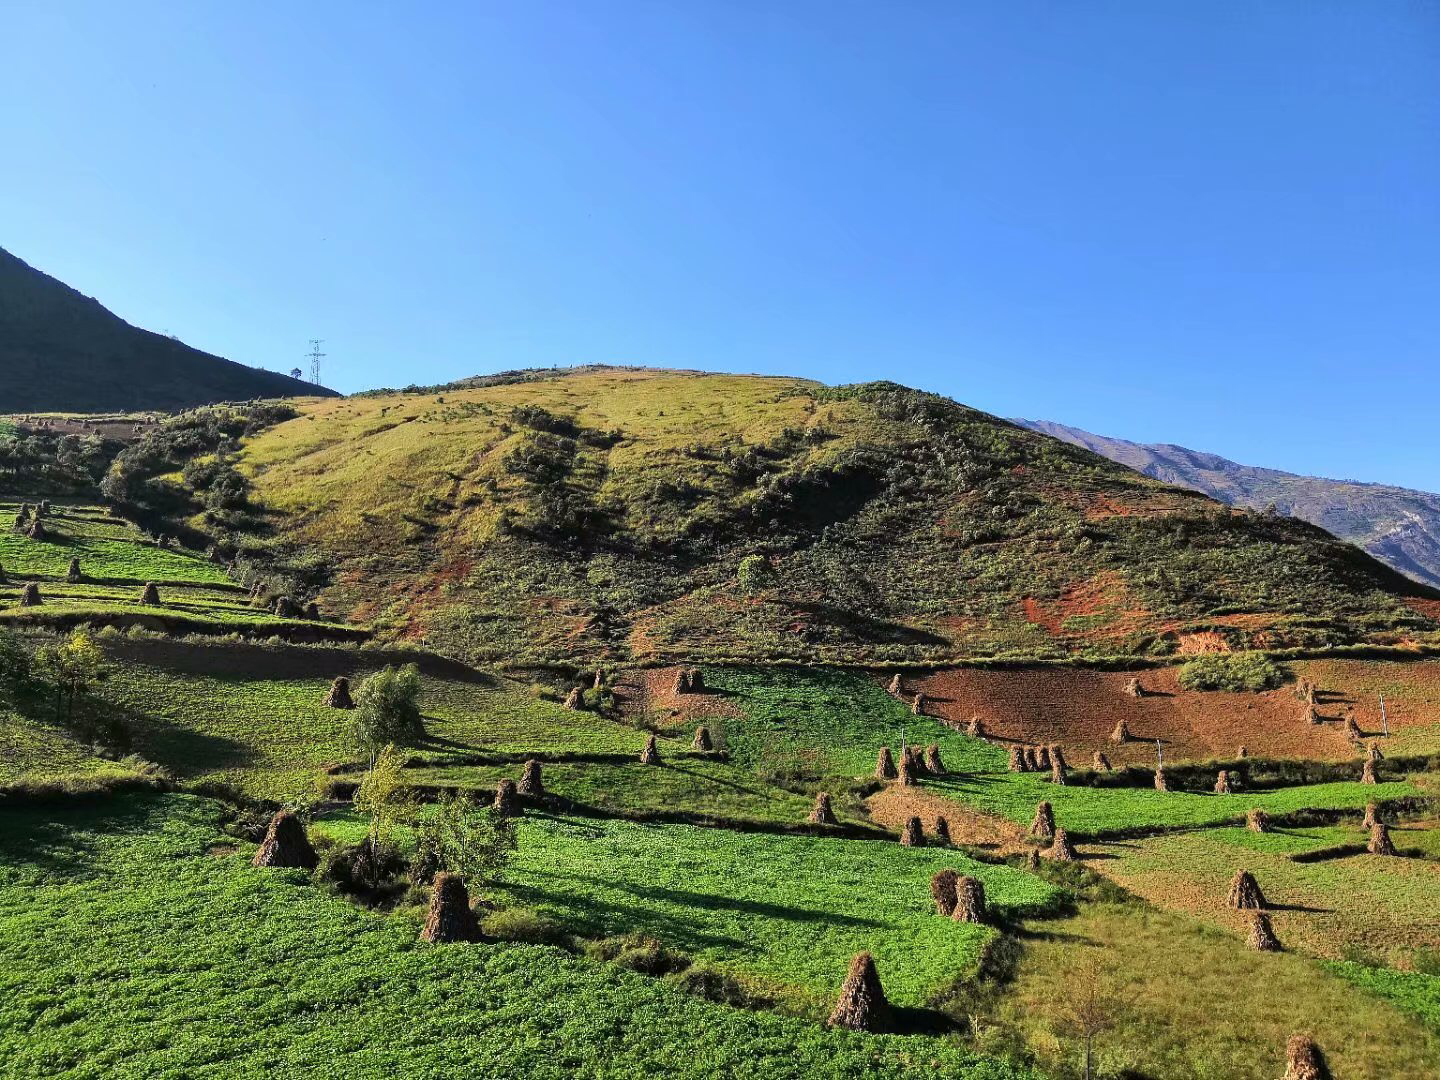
[0,246,334,411]
[181,367,1437,666]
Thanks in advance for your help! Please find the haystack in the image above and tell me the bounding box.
[901,744,925,775]
[492,778,520,817]
[15,504,30,525]
[1215,770,1234,795]
[1030,800,1056,839]
[563,686,584,711]
[640,734,661,765]
[1035,744,1051,770]
[252,811,318,869]
[420,872,482,943]
[888,673,902,695]
[325,676,355,709]
[1361,759,1378,785]
[1368,822,1397,856]
[1008,746,1025,772]
[1050,757,1066,786]
[1304,704,1319,725]
[273,595,301,618]
[140,582,161,605]
[26,519,45,541]
[692,726,714,752]
[19,583,41,607]
[1362,801,1380,829]
[1153,767,1168,792]
[518,759,544,798]
[1227,869,1266,910]
[828,952,891,1032]
[899,816,925,846]
[876,747,898,780]
[1248,911,1282,952]
[1237,745,1248,759]
[1025,849,1041,871]
[37,499,49,517]
[1343,715,1362,742]
[686,667,705,693]
[305,602,320,620]
[808,792,838,826]
[952,875,987,924]
[966,715,985,739]
[1092,751,1111,771]
[1247,808,1271,834]
[911,693,926,716]
[923,744,945,775]
[1366,742,1384,763]
[931,869,959,916]
[1046,829,1077,861]
[66,557,82,583]
[593,670,605,690]
[897,753,918,787]
[1283,1034,1331,1080]
[933,816,952,846]
[1110,719,1131,743]
[1023,746,1040,771]
[1123,677,1143,698]
[672,668,691,695]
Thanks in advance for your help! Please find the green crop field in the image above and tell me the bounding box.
[0,503,231,585]
[0,793,1034,1079]
[492,814,1061,1013]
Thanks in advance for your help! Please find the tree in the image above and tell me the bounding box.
[413,792,516,884]
[737,554,774,593]
[1050,953,1132,1080]
[352,744,418,842]
[348,664,424,764]
[34,629,106,727]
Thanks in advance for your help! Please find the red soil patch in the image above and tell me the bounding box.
[1404,597,1440,620]
[613,666,741,731]
[1176,631,1231,654]
[867,785,1031,854]
[913,659,1440,765]
[1022,573,1152,644]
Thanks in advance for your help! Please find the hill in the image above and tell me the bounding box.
[1016,418,1440,590]
[0,246,334,412]
[149,367,1436,666]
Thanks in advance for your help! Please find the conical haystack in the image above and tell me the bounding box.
[924,744,945,775]
[933,816,952,846]
[1368,822,1397,856]
[1023,746,1040,771]
[1007,746,1025,772]
[1248,911,1282,952]
[252,811,318,869]
[324,676,354,709]
[910,693,926,716]
[1362,802,1380,829]
[1361,759,1378,785]
[25,519,45,541]
[1123,676,1143,698]
[305,602,320,620]
[1092,751,1111,771]
[1343,715,1363,742]
[1030,800,1056,839]
[1215,770,1234,794]
[887,673,902,695]
[673,668,691,695]
[952,875,987,923]
[1304,704,1319,725]
[518,759,544,798]
[66,557,82,583]
[1283,1034,1331,1080]
[897,754,918,787]
[692,726,714,752]
[966,715,985,739]
[639,734,661,765]
[1247,808,1271,833]
[686,667,705,693]
[1110,719,1131,743]
[808,792,838,826]
[1237,745,1248,759]
[1050,757,1066,786]
[420,873,482,943]
[876,746,897,780]
[901,744,925,775]
[930,868,959,916]
[563,686,584,711]
[828,952,891,1032]
[1227,869,1267,910]
[140,582,160,605]
[492,778,520,817]
[1154,767,1168,792]
[1366,742,1384,763]
[1046,828,1077,861]
[899,816,925,846]
[19,583,41,607]
[1035,745,1051,770]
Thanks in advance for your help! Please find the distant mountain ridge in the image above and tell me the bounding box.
[1014,418,1440,589]
[0,246,333,412]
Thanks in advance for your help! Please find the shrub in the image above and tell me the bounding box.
[1177,652,1283,693]
[482,906,572,947]
[737,554,774,593]
[349,664,425,760]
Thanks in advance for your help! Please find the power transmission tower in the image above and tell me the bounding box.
[306,339,326,385]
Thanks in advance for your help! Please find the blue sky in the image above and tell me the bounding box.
[3,3,1437,489]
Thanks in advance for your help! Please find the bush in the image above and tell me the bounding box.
[349,665,425,759]
[737,554,774,593]
[482,906,572,947]
[1177,651,1283,692]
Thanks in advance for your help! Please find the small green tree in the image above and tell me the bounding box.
[413,792,516,884]
[737,554,774,593]
[34,629,106,726]
[352,744,418,844]
[349,663,424,764]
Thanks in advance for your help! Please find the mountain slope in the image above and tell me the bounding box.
[1016,419,1440,590]
[169,368,1435,666]
[0,246,333,411]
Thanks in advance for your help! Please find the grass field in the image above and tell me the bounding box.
[492,814,1061,1012]
[0,503,231,585]
[0,793,1035,1079]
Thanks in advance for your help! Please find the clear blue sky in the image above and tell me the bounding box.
[3,3,1437,488]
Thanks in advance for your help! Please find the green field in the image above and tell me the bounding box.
[0,793,1034,1079]
[492,815,1060,1012]
[0,503,231,585]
